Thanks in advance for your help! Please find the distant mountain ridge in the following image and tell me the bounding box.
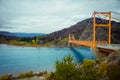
[0,31,46,37]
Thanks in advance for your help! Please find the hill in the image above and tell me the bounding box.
[48,18,120,44]
[0,31,46,37]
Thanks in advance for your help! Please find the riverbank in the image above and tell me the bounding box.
[0,43,54,48]
[0,71,47,80]
[16,76,45,80]
[0,35,69,47]
[0,41,68,47]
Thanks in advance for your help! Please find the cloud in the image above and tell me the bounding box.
[0,26,13,29]
[5,15,76,33]
[0,0,120,33]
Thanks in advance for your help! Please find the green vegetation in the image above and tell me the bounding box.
[46,55,97,80]
[17,71,34,78]
[81,58,97,80]
[98,62,108,77]
[46,54,120,80]
[55,54,76,80]
[0,34,69,47]
[0,74,12,80]
[0,71,34,80]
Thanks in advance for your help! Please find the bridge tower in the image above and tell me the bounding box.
[68,34,75,47]
[93,11,111,46]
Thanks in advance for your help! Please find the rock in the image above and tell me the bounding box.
[107,50,120,65]
[36,71,47,77]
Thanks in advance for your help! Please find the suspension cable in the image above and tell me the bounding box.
[103,14,120,22]
[96,14,108,24]
[111,11,120,15]
[79,13,93,40]
[86,13,93,29]
[111,17,120,21]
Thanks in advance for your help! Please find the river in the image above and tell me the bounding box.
[0,44,95,76]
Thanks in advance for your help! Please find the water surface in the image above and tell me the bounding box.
[0,44,95,76]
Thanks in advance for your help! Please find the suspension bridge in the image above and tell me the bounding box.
[68,11,120,53]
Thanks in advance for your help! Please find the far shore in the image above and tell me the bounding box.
[0,43,76,48]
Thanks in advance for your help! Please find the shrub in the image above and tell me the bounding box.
[55,54,76,80]
[46,72,56,80]
[81,58,97,80]
[0,74,12,80]
[46,54,98,80]
[98,62,108,75]
[18,71,34,78]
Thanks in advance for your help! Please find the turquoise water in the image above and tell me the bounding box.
[0,44,95,76]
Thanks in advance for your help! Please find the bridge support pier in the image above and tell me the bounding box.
[68,42,74,47]
[90,47,99,57]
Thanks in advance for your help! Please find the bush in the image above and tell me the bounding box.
[18,71,34,78]
[81,58,97,80]
[46,54,120,80]
[46,54,98,80]
[0,74,12,80]
[46,72,56,80]
[55,54,76,80]
[98,61,108,79]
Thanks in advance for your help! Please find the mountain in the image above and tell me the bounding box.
[48,18,120,44]
[12,32,46,37]
[0,31,13,36]
[0,31,46,37]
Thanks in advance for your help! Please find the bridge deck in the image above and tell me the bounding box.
[69,40,94,47]
[69,40,120,50]
[69,40,107,47]
[97,44,120,50]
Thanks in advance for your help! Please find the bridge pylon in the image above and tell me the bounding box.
[93,11,111,45]
[68,34,75,47]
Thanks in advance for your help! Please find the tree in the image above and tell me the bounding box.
[98,61,108,80]
[46,55,98,80]
[55,54,76,80]
[46,54,81,80]
[81,58,97,80]
[32,39,35,44]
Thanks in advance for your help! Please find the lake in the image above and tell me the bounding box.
[0,44,95,76]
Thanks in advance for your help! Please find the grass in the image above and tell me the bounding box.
[0,74,12,80]
[17,71,34,79]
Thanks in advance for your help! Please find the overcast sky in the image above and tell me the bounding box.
[0,0,120,33]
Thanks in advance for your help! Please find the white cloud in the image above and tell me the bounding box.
[0,0,120,33]
[1,15,76,33]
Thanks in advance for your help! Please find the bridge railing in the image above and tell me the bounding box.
[69,40,107,47]
[96,41,108,44]
[97,44,120,50]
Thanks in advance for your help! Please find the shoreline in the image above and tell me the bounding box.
[0,70,48,80]
[0,43,81,48]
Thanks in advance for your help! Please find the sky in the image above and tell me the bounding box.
[0,0,120,33]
